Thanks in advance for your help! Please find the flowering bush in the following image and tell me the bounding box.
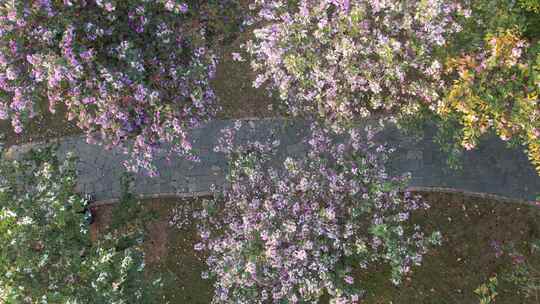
[243,0,470,128]
[0,145,158,303]
[0,1,219,176]
[438,28,540,173]
[196,122,441,303]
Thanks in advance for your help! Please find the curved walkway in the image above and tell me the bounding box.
[7,118,540,202]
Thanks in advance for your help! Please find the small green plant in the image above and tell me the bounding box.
[487,239,540,302]
[474,275,499,304]
[504,240,540,301]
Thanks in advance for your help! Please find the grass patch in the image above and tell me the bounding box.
[89,191,540,303]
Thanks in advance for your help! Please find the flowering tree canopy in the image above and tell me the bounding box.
[244,0,470,128]
[0,1,218,175]
[196,122,441,303]
[0,145,158,303]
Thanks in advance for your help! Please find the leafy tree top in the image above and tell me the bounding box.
[0,145,158,303]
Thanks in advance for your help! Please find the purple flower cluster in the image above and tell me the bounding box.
[196,121,440,303]
[0,0,218,175]
[244,0,470,128]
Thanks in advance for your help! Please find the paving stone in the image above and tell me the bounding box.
[7,118,540,201]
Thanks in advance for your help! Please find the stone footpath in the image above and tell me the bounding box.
[7,118,540,202]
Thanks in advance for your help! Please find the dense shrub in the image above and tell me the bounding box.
[0,145,158,303]
[0,1,218,176]
[439,28,540,173]
[196,122,441,303]
[430,0,540,174]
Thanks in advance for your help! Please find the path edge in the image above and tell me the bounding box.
[90,187,540,209]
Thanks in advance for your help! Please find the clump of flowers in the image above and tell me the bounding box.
[0,1,219,175]
[243,0,470,128]
[196,121,442,303]
[439,28,540,173]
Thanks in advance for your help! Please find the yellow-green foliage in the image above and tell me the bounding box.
[474,276,499,304]
[519,0,540,12]
[439,28,540,174]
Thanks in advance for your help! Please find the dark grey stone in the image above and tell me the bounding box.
[7,118,540,201]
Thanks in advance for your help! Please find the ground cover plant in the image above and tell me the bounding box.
[475,238,540,303]
[0,145,159,303]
